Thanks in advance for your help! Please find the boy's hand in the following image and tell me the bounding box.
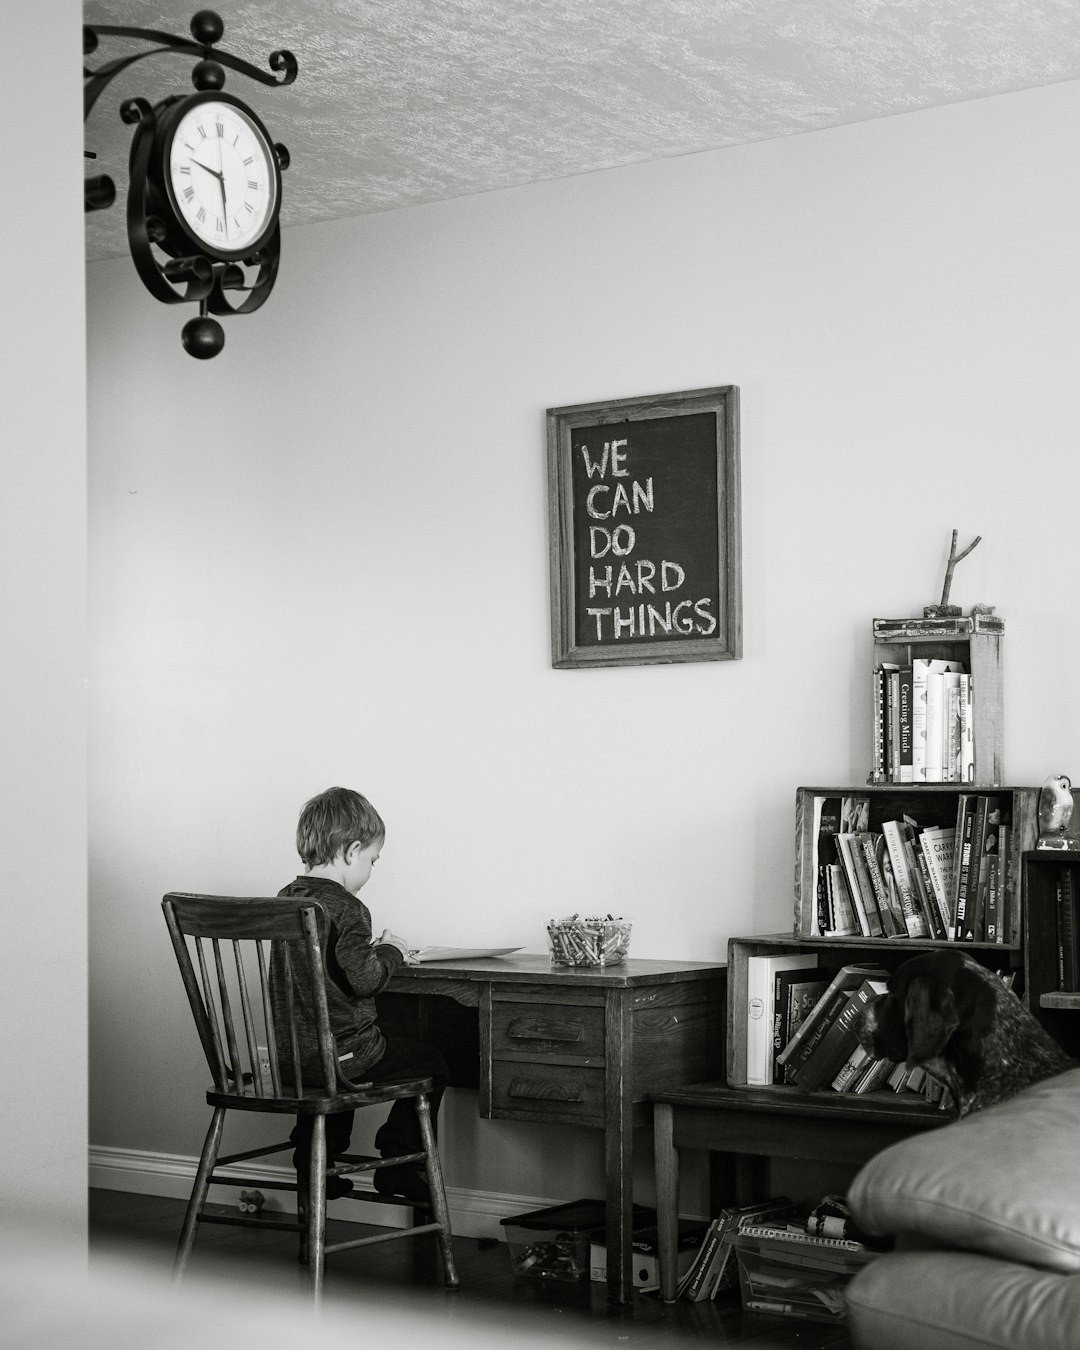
[375,928,412,962]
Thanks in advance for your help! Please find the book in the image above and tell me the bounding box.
[922,660,965,783]
[590,1217,709,1292]
[746,952,817,1085]
[910,835,946,940]
[920,825,957,935]
[957,795,992,942]
[835,833,874,937]
[951,794,977,938]
[910,659,930,783]
[860,834,901,937]
[982,853,1001,944]
[680,1217,725,1300]
[776,963,883,1077]
[773,969,830,1083]
[824,863,858,937]
[881,818,928,938]
[830,1043,872,1092]
[959,674,975,783]
[898,667,915,783]
[790,977,888,1092]
[813,795,843,936]
[853,1055,894,1095]
[944,668,964,782]
[1057,870,1078,990]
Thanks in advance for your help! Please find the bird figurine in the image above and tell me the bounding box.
[1037,774,1074,850]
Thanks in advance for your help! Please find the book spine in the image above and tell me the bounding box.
[831,1045,870,1092]
[911,837,946,940]
[952,795,975,939]
[924,669,944,782]
[782,986,853,1077]
[922,828,956,936]
[881,820,924,938]
[888,671,901,781]
[983,854,1001,945]
[957,796,990,942]
[850,836,883,936]
[745,958,772,1086]
[836,835,873,937]
[872,667,885,780]
[860,836,895,937]
[960,674,975,783]
[682,1219,723,1300]
[898,668,914,783]
[945,672,962,783]
[911,659,929,783]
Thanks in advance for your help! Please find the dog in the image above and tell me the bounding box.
[858,949,1074,1117]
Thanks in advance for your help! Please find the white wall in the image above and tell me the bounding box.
[87,78,1080,1206]
[0,1,87,1229]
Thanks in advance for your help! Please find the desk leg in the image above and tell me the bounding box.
[604,989,633,1304]
[653,1103,679,1303]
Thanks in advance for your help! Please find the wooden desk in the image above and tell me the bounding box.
[378,955,724,1303]
[652,1082,949,1302]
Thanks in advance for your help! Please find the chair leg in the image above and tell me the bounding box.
[416,1092,458,1288]
[296,1175,310,1267]
[307,1114,327,1303]
[174,1105,226,1283]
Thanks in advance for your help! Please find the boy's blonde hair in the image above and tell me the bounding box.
[296,786,385,868]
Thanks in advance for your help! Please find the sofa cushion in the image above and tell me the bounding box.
[847,1251,1080,1350]
[847,1067,1080,1271]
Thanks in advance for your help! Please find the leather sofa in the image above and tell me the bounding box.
[844,1067,1080,1350]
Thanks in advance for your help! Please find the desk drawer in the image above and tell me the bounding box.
[489,1001,604,1061]
[489,1060,605,1124]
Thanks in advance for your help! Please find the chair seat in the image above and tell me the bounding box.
[206,1075,435,1114]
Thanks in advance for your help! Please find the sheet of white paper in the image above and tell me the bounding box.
[408,946,524,962]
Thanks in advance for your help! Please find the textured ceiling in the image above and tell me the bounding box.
[84,0,1080,260]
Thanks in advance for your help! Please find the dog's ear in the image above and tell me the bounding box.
[904,973,960,1061]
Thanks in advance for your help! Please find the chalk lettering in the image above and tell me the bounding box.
[637,560,656,594]
[578,443,609,479]
[589,524,636,558]
[613,607,636,640]
[661,560,686,592]
[615,563,636,595]
[589,566,613,598]
[631,478,654,513]
[586,484,611,519]
[585,608,611,640]
[610,439,629,476]
[694,598,717,636]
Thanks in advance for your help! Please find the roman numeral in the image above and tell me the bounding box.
[178,165,190,174]
[215,120,224,137]
[248,180,258,190]
[197,125,207,139]
[183,186,194,201]
[196,206,206,222]
[215,217,224,232]
[243,156,254,166]
[244,202,254,213]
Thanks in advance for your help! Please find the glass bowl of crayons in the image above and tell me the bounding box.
[547,915,632,967]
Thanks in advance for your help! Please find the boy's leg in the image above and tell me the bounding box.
[366,1035,449,1202]
[290,1111,356,1199]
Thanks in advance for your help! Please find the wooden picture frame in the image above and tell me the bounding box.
[546,385,741,669]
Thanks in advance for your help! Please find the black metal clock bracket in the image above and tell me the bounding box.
[84,9,297,358]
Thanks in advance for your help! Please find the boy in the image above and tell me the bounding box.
[276,785,447,1203]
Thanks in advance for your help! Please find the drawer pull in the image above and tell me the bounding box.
[508,1077,583,1102]
[507,1018,584,1044]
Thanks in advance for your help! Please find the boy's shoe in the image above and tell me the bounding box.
[324,1173,355,1200]
[372,1161,431,1205]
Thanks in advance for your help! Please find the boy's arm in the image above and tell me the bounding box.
[333,910,405,996]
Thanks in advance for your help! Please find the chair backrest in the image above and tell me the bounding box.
[162,893,338,1100]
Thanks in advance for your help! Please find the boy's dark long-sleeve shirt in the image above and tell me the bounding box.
[273,875,404,1084]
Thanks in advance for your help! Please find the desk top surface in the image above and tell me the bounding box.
[387,952,725,987]
[651,1081,949,1126]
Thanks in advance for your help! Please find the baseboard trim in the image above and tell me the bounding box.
[89,1144,551,1239]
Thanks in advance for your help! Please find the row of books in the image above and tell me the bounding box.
[747,956,960,1099]
[812,792,1013,944]
[872,658,974,783]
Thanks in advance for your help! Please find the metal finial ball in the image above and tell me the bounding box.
[192,58,225,91]
[190,10,224,46]
[181,316,225,359]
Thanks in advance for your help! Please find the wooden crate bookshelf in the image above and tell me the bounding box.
[725,933,1017,1096]
[871,614,1004,787]
[1023,850,1080,1061]
[794,784,1038,947]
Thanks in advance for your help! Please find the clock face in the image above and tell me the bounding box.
[165,98,279,256]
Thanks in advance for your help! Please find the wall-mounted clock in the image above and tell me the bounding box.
[84,10,297,359]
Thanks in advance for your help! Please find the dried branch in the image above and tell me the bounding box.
[940,530,982,607]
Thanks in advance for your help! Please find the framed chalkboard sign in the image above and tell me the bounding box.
[546,385,741,669]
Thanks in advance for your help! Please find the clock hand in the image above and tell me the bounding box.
[192,159,223,181]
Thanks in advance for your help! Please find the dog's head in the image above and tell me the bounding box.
[857,950,996,1101]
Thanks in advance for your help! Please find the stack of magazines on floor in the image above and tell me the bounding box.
[733,1196,888,1322]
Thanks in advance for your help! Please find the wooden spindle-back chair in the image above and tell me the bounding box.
[162,892,457,1301]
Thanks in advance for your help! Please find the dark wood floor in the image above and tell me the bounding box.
[90,1188,852,1348]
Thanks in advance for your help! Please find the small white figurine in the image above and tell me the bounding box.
[1037,774,1074,850]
